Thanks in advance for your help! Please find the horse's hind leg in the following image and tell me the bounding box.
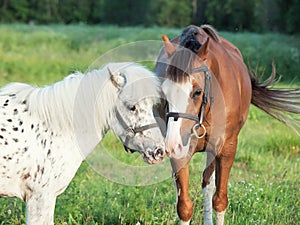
[26,193,56,225]
[213,138,237,225]
[202,154,216,225]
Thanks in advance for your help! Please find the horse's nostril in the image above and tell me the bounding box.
[177,143,183,151]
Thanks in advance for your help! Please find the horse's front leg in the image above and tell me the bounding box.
[213,138,237,225]
[26,193,56,225]
[171,159,193,225]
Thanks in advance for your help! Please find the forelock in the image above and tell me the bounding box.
[166,48,195,84]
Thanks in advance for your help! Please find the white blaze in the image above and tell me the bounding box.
[162,79,193,158]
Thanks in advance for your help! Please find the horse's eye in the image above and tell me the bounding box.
[193,88,202,98]
[129,105,136,111]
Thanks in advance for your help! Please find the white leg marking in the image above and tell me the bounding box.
[26,194,56,225]
[180,219,191,225]
[202,171,215,225]
[215,210,226,225]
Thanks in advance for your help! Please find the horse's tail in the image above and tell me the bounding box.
[250,64,300,135]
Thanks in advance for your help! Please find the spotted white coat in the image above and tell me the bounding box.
[0,62,165,224]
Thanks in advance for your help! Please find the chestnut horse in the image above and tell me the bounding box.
[154,25,300,225]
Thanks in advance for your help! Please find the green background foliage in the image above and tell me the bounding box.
[0,24,299,224]
[1,0,300,33]
[0,24,299,85]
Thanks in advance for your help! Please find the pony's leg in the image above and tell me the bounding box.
[171,160,193,225]
[26,193,56,225]
[213,138,237,225]
[202,156,216,225]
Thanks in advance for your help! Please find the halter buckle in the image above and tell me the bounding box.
[125,127,135,138]
[192,123,206,139]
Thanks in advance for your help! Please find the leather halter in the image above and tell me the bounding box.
[115,109,158,153]
[166,63,213,139]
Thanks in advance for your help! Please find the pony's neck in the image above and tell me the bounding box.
[71,70,118,156]
[27,69,117,156]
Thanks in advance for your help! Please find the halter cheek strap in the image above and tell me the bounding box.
[166,62,213,139]
[196,64,214,125]
[115,109,158,153]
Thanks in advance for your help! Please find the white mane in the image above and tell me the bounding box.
[0,63,161,138]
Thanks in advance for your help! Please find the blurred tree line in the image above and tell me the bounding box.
[0,0,299,34]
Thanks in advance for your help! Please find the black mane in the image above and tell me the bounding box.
[180,25,202,53]
[166,25,217,83]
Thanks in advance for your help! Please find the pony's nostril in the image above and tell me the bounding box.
[145,148,152,158]
[154,147,165,159]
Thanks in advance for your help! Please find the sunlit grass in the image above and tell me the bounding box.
[0,24,299,225]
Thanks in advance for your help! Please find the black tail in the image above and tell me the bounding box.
[250,64,300,135]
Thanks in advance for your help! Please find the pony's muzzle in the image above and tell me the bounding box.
[143,145,166,164]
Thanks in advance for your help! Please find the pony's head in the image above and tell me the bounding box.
[107,63,166,164]
[161,25,215,159]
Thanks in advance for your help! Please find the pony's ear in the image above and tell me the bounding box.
[197,37,209,61]
[108,67,126,89]
[162,34,176,57]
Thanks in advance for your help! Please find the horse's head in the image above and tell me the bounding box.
[107,63,166,164]
[161,25,214,159]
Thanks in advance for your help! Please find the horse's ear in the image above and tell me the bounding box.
[108,67,126,89]
[162,34,176,57]
[198,37,210,61]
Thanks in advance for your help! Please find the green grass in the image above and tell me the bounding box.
[0,24,299,225]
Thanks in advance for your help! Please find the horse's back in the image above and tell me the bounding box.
[208,34,252,133]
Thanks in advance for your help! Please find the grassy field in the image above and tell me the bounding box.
[0,24,299,225]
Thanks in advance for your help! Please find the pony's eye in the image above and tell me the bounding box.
[129,105,136,111]
[193,88,202,98]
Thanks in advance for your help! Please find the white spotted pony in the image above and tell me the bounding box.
[0,62,165,224]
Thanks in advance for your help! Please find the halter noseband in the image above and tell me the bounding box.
[166,63,213,139]
[116,109,159,153]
